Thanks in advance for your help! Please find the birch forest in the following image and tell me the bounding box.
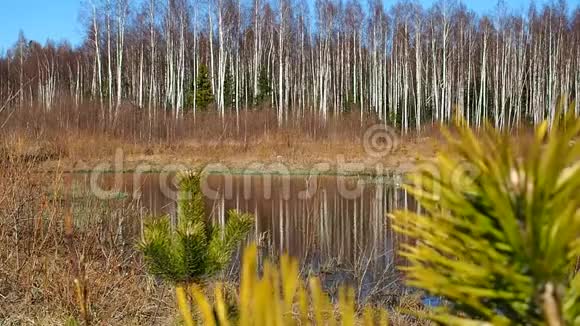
[1,0,579,133]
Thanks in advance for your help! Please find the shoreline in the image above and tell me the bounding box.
[7,127,443,181]
[34,157,422,176]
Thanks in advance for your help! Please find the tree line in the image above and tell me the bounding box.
[0,0,579,133]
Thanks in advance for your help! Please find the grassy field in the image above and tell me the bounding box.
[0,158,177,324]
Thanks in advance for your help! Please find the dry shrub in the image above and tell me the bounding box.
[0,102,443,177]
[0,159,174,325]
[0,101,402,162]
[0,133,67,164]
[2,101,381,144]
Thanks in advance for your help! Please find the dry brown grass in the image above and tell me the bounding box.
[0,158,176,325]
[0,102,443,173]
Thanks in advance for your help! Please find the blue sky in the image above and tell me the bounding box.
[0,0,542,52]
[0,0,83,52]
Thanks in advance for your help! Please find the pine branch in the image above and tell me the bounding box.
[392,112,580,324]
[207,210,253,274]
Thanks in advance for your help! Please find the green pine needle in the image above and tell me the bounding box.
[139,170,254,284]
[392,102,580,324]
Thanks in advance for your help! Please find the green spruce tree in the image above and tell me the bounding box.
[186,64,214,110]
[223,65,235,109]
[255,66,271,105]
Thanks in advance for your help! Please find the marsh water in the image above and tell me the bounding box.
[65,172,417,288]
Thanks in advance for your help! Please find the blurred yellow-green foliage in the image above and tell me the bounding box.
[392,104,580,325]
[186,244,390,326]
